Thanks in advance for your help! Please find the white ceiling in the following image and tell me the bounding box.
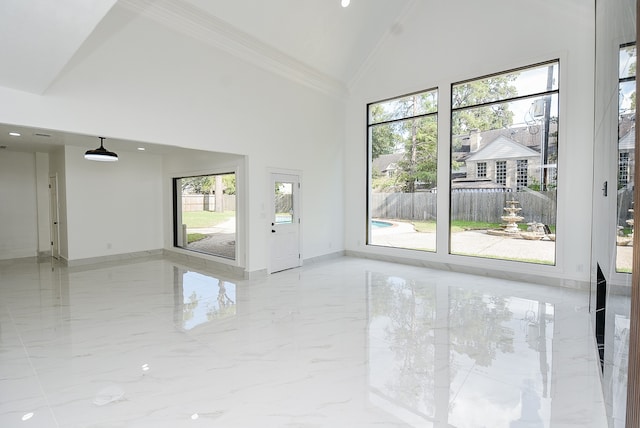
[0,0,415,154]
[0,122,189,156]
[0,0,118,94]
[180,0,414,86]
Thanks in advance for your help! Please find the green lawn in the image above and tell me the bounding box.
[187,233,207,243]
[182,211,235,228]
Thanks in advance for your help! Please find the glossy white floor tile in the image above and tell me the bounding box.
[0,256,609,427]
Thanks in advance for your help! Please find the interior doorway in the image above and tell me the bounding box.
[48,175,59,259]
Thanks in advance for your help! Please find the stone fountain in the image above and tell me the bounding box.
[618,204,635,246]
[502,200,524,234]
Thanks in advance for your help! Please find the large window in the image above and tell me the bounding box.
[173,173,236,259]
[450,60,559,265]
[477,162,487,178]
[367,89,438,252]
[616,43,636,273]
[619,153,630,188]
[496,161,507,186]
[517,159,529,191]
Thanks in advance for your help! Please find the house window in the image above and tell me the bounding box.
[450,60,559,265]
[616,42,636,273]
[517,159,528,191]
[496,161,507,186]
[619,152,629,188]
[477,162,487,178]
[367,88,438,252]
[173,173,237,260]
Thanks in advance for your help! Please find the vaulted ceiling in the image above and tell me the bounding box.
[0,0,415,152]
[0,0,415,95]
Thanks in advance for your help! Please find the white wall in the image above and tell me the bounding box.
[64,145,163,261]
[345,0,595,285]
[0,3,345,272]
[0,151,39,259]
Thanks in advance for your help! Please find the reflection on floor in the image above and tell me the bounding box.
[603,294,631,428]
[0,256,610,427]
[179,270,236,330]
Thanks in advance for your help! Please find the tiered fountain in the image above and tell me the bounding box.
[501,200,524,234]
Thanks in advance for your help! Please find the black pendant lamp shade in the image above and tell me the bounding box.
[84,137,118,162]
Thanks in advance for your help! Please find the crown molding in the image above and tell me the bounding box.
[119,0,348,99]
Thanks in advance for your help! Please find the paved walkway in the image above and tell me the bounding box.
[373,220,634,269]
[182,217,634,270]
[185,218,236,259]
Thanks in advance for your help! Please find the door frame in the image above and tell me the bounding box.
[267,168,302,273]
[48,175,60,259]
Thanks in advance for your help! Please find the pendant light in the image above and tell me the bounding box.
[84,137,118,162]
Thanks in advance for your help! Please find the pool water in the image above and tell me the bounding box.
[371,220,393,228]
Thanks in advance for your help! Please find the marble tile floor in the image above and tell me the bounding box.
[0,255,612,427]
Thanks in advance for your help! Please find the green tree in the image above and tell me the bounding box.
[222,174,236,195]
[370,104,396,159]
[451,75,518,136]
[392,93,438,192]
[182,176,213,194]
[397,115,437,192]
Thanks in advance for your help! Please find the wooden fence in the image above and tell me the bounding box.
[371,191,557,225]
[618,188,634,227]
[180,189,636,227]
[182,194,236,212]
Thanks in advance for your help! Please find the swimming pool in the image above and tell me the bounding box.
[371,220,393,228]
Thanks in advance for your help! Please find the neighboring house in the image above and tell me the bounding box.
[371,153,403,177]
[452,123,558,192]
[618,126,635,189]
[465,136,541,192]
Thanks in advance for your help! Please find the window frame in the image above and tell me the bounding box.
[366,87,439,251]
[496,161,507,186]
[477,162,487,178]
[172,172,237,260]
[517,159,528,191]
[449,59,560,265]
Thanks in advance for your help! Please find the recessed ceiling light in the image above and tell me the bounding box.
[9,132,20,137]
[341,0,350,6]
[137,147,146,151]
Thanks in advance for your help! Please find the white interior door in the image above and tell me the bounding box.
[49,175,60,259]
[270,173,301,273]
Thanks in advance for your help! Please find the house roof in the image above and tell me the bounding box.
[372,153,403,173]
[619,127,635,151]
[466,136,540,162]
